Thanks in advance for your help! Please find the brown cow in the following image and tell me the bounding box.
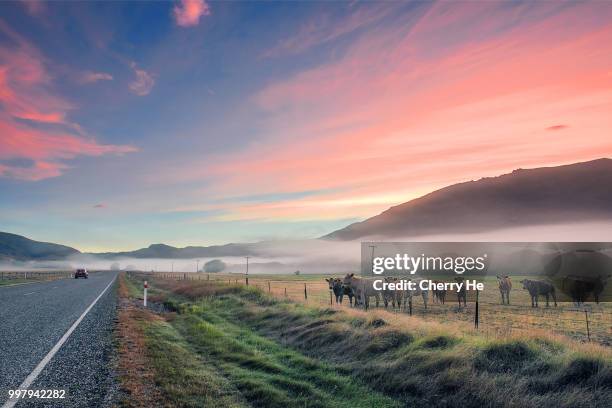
[497,275,512,305]
[343,273,380,310]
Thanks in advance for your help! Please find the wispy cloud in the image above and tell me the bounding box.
[79,71,113,84]
[173,0,210,27]
[0,23,137,181]
[20,0,46,16]
[175,1,612,221]
[128,63,154,96]
[263,3,398,58]
[93,203,106,208]
[546,124,569,131]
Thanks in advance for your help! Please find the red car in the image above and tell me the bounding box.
[74,268,89,279]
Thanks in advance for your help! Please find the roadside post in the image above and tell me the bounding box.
[474,289,479,329]
[144,280,148,308]
[244,256,250,286]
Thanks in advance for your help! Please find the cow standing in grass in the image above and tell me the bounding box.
[343,273,380,310]
[497,275,512,305]
[400,278,428,310]
[432,280,446,304]
[382,276,402,309]
[562,275,610,305]
[342,282,355,306]
[326,278,355,306]
[520,279,557,307]
[326,278,343,304]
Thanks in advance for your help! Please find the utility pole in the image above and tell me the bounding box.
[196,259,200,273]
[369,244,377,275]
[171,261,174,273]
[245,256,250,286]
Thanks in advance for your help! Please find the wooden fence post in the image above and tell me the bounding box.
[304,283,308,300]
[585,309,590,341]
[284,287,287,297]
[474,289,479,329]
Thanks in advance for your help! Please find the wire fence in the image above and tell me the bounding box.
[0,270,73,282]
[130,271,611,346]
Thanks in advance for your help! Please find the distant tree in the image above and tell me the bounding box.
[204,259,226,273]
[110,262,120,271]
[294,270,300,275]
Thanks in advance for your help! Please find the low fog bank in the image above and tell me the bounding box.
[2,221,611,274]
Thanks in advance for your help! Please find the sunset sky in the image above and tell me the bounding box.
[1,0,612,251]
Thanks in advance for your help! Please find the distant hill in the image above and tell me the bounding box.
[323,158,612,240]
[3,158,612,261]
[0,232,80,261]
[92,242,261,259]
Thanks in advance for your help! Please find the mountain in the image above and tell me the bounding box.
[0,232,80,261]
[92,242,261,259]
[323,158,612,240]
[3,158,612,260]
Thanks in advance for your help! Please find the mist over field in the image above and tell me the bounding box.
[3,221,612,274]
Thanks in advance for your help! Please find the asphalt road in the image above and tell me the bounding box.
[0,272,118,407]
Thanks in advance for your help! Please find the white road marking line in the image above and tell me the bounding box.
[1,276,116,408]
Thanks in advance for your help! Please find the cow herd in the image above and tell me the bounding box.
[326,274,608,310]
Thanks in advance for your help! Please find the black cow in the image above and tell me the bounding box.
[562,275,609,305]
[432,280,447,304]
[520,279,557,307]
[325,278,355,306]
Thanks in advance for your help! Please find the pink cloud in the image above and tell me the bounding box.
[20,0,46,16]
[178,2,612,221]
[263,3,398,58]
[93,203,106,208]
[173,0,210,27]
[0,24,137,181]
[128,63,154,96]
[79,71,113,84]
[546,125,569,131]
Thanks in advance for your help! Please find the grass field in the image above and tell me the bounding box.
[136,272,612,345]
[118,273,611,408]
[0,270,73,285]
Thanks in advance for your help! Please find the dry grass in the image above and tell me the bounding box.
[130,275,612,407]
[115,274,164,407]
[130,272,612,345]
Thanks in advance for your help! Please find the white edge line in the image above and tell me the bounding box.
[2,276,117,408]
